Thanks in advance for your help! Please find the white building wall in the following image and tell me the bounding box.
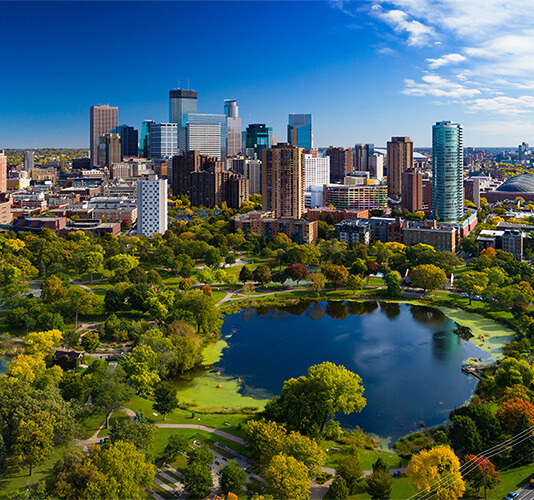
[304,154,330,191]
[186,123,221,160]
[137,178,168,236]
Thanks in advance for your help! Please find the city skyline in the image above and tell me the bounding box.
[2,1,534,148]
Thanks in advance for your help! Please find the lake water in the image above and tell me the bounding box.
[216,301,492,441]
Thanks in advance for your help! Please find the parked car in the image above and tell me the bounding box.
[505,492,519,499]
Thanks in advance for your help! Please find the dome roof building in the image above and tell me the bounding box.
[496,174,534,192]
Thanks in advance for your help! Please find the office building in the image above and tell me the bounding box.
[0,150,6,192]
[518,142,530,161]
[369,153,384,181]
[171,151,248,209]
[387,137,413,198]
[432,121,463,222]
[326,147,353,182]
[464,177,481,208]
[323,184,388,211]
[110,124,138,158]
[110,162,132,180]
[288,114,312,150]
[401,168,423,213]
[245,124,272,159]
[137,177,168,236]
[229,157,262,195]
[354,144,374,172]
[169,88,198,125]
[262,143,304,219]
[149,123,178,160]
[97,133,121,168]
[403,220,457,252]
[184,113,226,159]
[303,153,330,190]
[186,123,222,160]
[90,105,118,167]
[140,120,155,158]
[225,99,241,157]
[24,150,34,171]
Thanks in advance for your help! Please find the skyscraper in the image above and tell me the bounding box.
[97,133,121,168]
[387,137,413,198]
[432,121,463,222]
[401,168,423,213]
[149,123,178,160]
[110,125,139,158]
[303,153,330,190]
[262,143,304,219]
[288,114,312,150]
[0,150,7,192]
[169,88,198,152]
[225,99,241,157]
[354,144,374,172]
[137,177,168,236]
[184,113,226,159]
[245,124,272,159]
[326,147,353,182]
[139,120,155,158]
[90,105,118,167]
[24,150,34,171]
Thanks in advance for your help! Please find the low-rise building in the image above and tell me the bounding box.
[402,220,456,253]
[502,229,524,260]
[323,183,387,211]
[335,219,370,245]
[306,207,369,223]
[235,211,318,244]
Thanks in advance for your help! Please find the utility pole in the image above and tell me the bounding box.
[482,458,487,500]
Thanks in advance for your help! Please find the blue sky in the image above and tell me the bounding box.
[1,0,533,148]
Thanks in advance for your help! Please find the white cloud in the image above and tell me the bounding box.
[372,7,436,46]
[376,47,395,55]
[469,95,534,115]
[402,75,481,99]
[426,53,466,69]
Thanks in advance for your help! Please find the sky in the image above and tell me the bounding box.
[2,0,534,148]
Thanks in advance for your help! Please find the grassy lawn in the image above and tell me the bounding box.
[349,475,416,499]
[0,446,65,500]
[489,463,534,499]
[80,410,106,439]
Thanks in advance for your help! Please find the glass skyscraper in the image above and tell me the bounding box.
[432,121,463,222]
[288,114,312,150]
[110,124,139,158]
[245,124,272,159]
[140,120,155,158]
[169,88,198,152]
[224,99,241,157]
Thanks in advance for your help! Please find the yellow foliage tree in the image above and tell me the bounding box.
[8,354,46,383]
[26,329,63,357]
[406,445,465,500]
[264,453,310,500]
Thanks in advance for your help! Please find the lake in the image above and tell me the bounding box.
[216,300,492,441]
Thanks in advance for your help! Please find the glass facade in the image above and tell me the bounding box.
[149,123,178,160]
[245,124,272,159]
[288,114,312,150]
[110,124,139,158]
[140,120,155,158]
[432,121,463,223]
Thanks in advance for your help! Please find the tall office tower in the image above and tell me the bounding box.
[432,121,463,222]
[0,150,7,192]
[369,153,384,181]
[137,177,168,236]
[287,114,312,150]
[401,168,423,212]
[90,105,118,167]
[518,142,530,161]
[387,136,413,198]
[326,147,353,182]
[24,150,34,171]
[184,113,226,159]
[110,125,139,158]
[303,153,330,190]
[169,88,198,152]
[97,133,121,168]
[186,123,222,159]
[262,143,304,219]
[354,144,374,171]
[224,99,241,157]
[245,124,272,159]
[149,123,178,159]
[139,120,155,158]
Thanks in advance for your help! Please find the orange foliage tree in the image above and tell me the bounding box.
[496,397,534,432]
[462,455,501,493]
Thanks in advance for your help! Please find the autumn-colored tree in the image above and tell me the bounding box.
[454,271,489,305]
[264,453,310,500]
[497,397,534,432]
[310,272,325,293]
[41,275,68,303]
[462,455,500,493]
[480,247,497,260]
[410,264,447,293]
[284,263,309,286]
[26,329,63,357]
[324,265,349,289]
[406,445,465,500]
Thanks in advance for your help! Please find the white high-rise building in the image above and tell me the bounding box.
[137,177,168,236]
[369,153,384,181]
[303,153,330,190]
[225,99,242,157]
[149,123,178,160]
[183,113,226,159]
[24,150,34,171]
[186,123,222,159]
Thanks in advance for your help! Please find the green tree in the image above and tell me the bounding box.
[219,459,247,496]
[81,331,100,352]
[512,412,534,465]
[264,453,310,500]
[41,275,68,303]
[495,357,534,388]
[184,444,214,498]
[454,271,489,305]
[109,419,155,452]
[162,434,189,461]
[385,271,401,297]
[65,286,101,327]
[120,345,160,395]
[204,247,221,269]
[347,274,364,293]
[336,453,362,494]
[175,291,222,335]
[410,264,447,293]
[253,264,271,287]
[328,475,349,500]
[239,265,253,284]
[12,411,54,475]
[365,470,393,500]
[310,272,325,293]
[106,253,139,277]
[80,251,104,283]
[324,265,349,289]
[153,384,178,420]
[449,415,482,454]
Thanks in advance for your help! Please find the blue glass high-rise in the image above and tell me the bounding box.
[288,114,312,150]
